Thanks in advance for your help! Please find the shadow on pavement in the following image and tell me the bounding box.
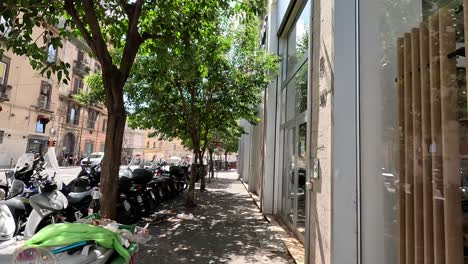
[135,172,294,264]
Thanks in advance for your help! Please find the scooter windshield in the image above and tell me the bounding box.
[13,154,34,174]
[41,147,62,189]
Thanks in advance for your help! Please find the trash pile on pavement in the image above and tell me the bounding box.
[12,213,151,264]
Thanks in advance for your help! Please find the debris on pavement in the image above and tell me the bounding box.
[176,213,194,220]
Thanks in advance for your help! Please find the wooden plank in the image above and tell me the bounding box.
[429,13,445,264]
[411,27,424,264]
[439,7,463,264]
[419,21,434,264]
[465,0,468,121]
[404,32,415,264]
[397,36,406,264]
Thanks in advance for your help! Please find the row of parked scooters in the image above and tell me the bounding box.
[0,147,190,249]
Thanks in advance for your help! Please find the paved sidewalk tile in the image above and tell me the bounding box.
[135,171,295,264]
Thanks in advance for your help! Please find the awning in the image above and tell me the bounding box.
[37,115,50,124]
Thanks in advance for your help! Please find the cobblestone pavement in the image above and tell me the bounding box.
[135,171,295,264]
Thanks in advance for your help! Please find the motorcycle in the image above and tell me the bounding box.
[61,164,101,221]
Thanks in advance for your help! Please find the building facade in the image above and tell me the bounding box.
[0,27,107,168]
[122,124,145,163]
[55,37,107,165]
[143,131,192,162]
[239,0,468,263]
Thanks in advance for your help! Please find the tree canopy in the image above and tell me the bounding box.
[1,0,269,217]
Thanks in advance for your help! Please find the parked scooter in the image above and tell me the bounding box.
[61,164,101,221]
[23,144,68,238]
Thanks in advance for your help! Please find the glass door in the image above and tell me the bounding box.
[282,120,307,239]
[283,126,296,226]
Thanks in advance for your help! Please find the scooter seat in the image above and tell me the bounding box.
[68,190,93,204]
[3,198,25,224]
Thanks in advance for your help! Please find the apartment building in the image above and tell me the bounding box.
[0,28,107,167]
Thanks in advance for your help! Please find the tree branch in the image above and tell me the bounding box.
[63,0,98,56]
[82,0,113,66]
[117,0,132,17]
[119,0,144,81]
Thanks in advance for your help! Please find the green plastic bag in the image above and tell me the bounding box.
[25,223,130,261]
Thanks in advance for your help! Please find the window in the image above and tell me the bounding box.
[38,81,52,109]
[279,0,310,238]
[153,142,156,148]
[87,110,97,129]
[0,56,10,98]
[94,63,101,73]
[159,142,163,148]
[286,1,310,74]
[35,116,49,133]
[147,142,150,148]
[47,44,57,64]
[359,0,468,262]
[100,143,105,152]
[173,144,176,150]
[0,57,10,85]
[84,141,94,156]
[72,77,84,94]
[67,104,80,125]
[77,50,84,63]
[102,119,107,132]
[0,130,4,144]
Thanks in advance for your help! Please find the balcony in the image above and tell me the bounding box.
[73,60,90,76]
[0,84,12,102]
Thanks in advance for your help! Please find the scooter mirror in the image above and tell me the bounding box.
[0,188,5,200]
[10,180,25,198]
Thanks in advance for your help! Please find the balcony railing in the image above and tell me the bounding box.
[73,60,90,76]
[0,84,12,102]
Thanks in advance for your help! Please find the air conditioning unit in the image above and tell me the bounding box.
[38,95,48,108]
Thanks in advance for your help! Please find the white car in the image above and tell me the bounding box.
[80,152,104,166]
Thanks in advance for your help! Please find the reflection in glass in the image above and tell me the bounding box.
[296,123,307,234]
[286,62,308,122]
[362,0,468,262]
[287,1,310,73]
[283,127,296,225]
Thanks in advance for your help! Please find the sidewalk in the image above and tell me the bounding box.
[135,171,295,264]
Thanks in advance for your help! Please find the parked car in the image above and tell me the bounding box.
[80,152,104,166]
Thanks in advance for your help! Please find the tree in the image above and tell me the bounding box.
[0,0,193,219]
[126,2,277,206]
[57,0,275,207]
[220,128,241,170]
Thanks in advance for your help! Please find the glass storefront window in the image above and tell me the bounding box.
[279,0,310,240]
[287,1,310,73]
[360,0,468,263]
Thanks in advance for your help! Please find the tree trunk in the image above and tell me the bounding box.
[200,148,206,192]
[225,152,228,170]
[186,140,200,207]
[209,149,214,179]
[99,75,126,220]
